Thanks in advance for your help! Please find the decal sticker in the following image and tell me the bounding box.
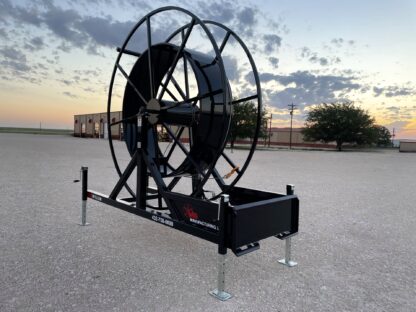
[183,203,199,220]
[91,194,102,202]
[151,215,174,227]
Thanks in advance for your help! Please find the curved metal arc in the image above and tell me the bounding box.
[201,20,262,193]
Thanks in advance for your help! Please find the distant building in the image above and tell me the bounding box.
[399,140,416,152]
[74,112,123,139]
[73,112,335,149]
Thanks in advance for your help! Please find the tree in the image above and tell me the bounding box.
[302,101,376,151]
[229,100,269,148]
[372,125,392,147]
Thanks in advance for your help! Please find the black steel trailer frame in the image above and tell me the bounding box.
[80,165,299,300]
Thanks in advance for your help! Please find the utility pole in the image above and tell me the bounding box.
[268,113,272,147]
[392,128,395,147]
[288,103,297,149]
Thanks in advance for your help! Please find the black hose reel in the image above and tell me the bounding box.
[84,6,299,301]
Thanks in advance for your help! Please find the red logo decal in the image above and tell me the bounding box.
[183,204,199,220]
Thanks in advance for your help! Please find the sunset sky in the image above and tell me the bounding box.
[1,0,415,138]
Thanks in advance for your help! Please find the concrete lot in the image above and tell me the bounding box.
[1,133,415,312]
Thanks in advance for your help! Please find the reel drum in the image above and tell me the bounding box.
[107,6,262,202]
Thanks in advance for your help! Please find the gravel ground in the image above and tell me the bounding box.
[1,133,415,312]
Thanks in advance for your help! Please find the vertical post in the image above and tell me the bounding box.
[278,184,297,267]
[210,194,232,301]
[136,122,147,209]
[288,103,296,149]
[79,166,90,226]
[268,113,272,147]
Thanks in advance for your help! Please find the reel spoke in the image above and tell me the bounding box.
[164,126,185,161]
[170,76,187,100]
[146,16,155,98]
[231,94,259,105]
[162,122,205,177]
[116,63,148,104]
[110,108,144,126]
[158,18,196,101]
[181,29,190,99]
[219,31,231,53]
[160,89,223,111]
[159,79,179,101]
[116,47,141,58]
[221,152,241,174]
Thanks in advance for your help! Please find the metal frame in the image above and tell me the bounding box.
[78,6,300,301]
[80,165,299,300]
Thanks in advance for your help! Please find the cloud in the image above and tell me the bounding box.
[385,106,400,112]
[263,34,282,53]
[63,91,78,98]
[318,57,328,66]
[268,57,279,68]
[77,16,135,48]
[0,46,31,73]
[197,0,235,24]
[0,46,27,62]
[1,0,262,58]
[222,55,240,81]
[59,79,73,86]
[42,5,86,46]
[24,36,45,51]
[331,38,344,47]
[1,1,134,54]
[373,86,383,97]
[251,70,361,108]
[238,6,255,25]
[373,85,415,97]
[31,36,44,48]
[0,28,7,38]
[300,46,338,66]
[1,60,31,72]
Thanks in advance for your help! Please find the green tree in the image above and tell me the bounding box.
[372,125,392,147]
[229,100,269,148]
[302,101,376,151]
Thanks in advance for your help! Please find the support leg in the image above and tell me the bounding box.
[210,195,232,301]
[79,166,90,226]
[278,184,297,266]
[209,253,232,301]
[278,236,297,267]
